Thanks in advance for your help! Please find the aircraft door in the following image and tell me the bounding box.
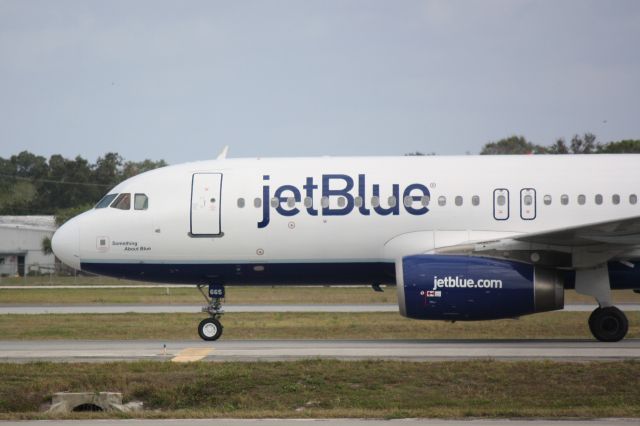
[520,188,536,220]
[493,188,509,220]
[190,173,223,236]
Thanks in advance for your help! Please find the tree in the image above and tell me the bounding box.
[569,133,598,154]
[547,138,570,154]
[479,134,640,155]
[597,139,640,153]
[404,152,436,156]
[122,159,168,179]
[54,204,95,226]
[0,151,167,215]
[41,236,53,255]
[480,136,544,155]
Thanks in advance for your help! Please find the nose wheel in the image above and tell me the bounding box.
[198,318,223,341]
[197,284,225,341]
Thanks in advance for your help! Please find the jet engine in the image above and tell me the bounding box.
[397,255,564,320]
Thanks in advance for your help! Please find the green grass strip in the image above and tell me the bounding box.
[0,360,639,419]
[0,312,638,340]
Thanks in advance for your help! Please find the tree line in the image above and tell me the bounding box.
[479,134,640,155]
[407,134,640,156]
[0,151,167,218]
[2,134,639,217]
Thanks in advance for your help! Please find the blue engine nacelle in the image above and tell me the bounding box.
[397,255,564,321]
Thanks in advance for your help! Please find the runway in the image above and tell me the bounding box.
[1,339,639,362]
[2,303,639,314]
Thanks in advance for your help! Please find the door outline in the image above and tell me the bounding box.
[520,188,537,220]
[189,173,224,237]
[493,188,510,221]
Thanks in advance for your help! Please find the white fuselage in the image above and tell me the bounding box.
[52,155,640,285]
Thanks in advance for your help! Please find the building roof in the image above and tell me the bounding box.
[0,216,57,232]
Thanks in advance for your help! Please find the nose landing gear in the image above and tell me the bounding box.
[197,283,225,341]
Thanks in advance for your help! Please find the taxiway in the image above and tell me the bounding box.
[1,339,639,362]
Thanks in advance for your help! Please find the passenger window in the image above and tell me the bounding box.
[338,197,346,208]
[270,197,278,208]
[578,194,586,205]
[472,195,479,206]
[497,195,505,206]
[421,196,430,207]
[354,196,363,208]
[237,198,245,208]
[254,197,262,208]
[561,194,569,205]
[287,197,296,208]
[630,194,638,205]
[403,196,412,207]
[111,193,131,210]
[455,196,463,206]
[543,195,552,205]
[388,196,397,207]
[612,194,620,205]
[595,194,603,205]
[96,193,118,209]
[321,196,330,208]
[371,196,380,208]
[134,194,149,210]
[438,196,446,206]
[304,197,313,208]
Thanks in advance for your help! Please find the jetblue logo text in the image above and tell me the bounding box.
[258,174,431,228]
[432,276,503,291]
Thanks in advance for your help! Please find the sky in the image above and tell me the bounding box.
[0,0,639,163]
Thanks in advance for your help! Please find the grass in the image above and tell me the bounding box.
[0,359,639,419]
[0,286,398,305]
[1,311,639,340]
[0,285,638,305]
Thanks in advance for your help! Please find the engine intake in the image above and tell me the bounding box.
[396,255,564,320]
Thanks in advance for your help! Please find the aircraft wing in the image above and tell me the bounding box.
[436,215,640,268]
[512,215,640,247]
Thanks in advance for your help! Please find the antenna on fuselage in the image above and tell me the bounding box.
[216,146,229,160]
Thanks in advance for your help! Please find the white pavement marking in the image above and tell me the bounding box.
[1,304,638,314]
[1,339,639,362]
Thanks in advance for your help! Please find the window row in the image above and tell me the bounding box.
[95,193,149,210]
[237,195,481,208]
[543,193,637,206]
[236,193,639,209]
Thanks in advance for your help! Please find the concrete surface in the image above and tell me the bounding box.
[1,339,639,362]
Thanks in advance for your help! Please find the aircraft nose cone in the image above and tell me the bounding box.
[52,219,81,270]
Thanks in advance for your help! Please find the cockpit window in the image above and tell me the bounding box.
[134,194,149,210]
[111,193,131,210]
[95,193,118,209]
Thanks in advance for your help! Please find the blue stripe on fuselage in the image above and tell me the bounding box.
[80,261,396,285]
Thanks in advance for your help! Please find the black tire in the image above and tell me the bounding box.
[588,306,628,342]
[198,318,223,341]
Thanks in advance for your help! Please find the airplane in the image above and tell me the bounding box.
[51,150,640,342]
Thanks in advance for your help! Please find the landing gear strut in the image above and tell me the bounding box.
[197,284,225,341]
[588,306,628,342]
